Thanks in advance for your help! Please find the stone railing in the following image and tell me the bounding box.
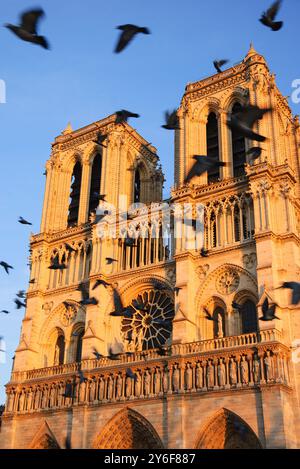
[4,334,290,416]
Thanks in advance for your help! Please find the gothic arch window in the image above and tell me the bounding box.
[206,112,220,183]
[67,161,82,227]
[88,153,102,215]
[75,329,84,362]
[213,307,226,338]
[134,168,141,203]
[241,300,258,334]
[54,333,65,366]
[231,103,246,177]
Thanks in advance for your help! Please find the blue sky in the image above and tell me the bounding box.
[0,0,299,403]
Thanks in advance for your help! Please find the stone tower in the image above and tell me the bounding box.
[1,46,300,449]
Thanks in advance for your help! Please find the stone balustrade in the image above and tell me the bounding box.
[5,333,290,416]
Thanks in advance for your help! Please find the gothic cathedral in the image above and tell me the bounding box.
[1,45,300,449]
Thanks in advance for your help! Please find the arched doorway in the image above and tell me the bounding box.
[195,408,262,449]
[93,408,163,449]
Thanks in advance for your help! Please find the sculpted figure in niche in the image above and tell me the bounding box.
[185,363,193,391]
[50,384,56,408]
[53,345,60,366]
[135,372,141,397]
[218,359,226,387]
[253,355,260,383]
[7,390,15,412]
[240,356,249,384]
[172,364,180,392]
[41,386,48,408]
[154,368,161,394]
[116,374,123,399]
[144,371,151,396]
[18,390,25,411]
[79,380,86,403]
[89,378,96,402]
[217,313,224,338]
[125,375,132,398]
[207,360,214,388]
[229,358,237,385]
[264,351,273,381]
[195,363,203,389]
[163,366,169,393]
[98,377,105,401]
[107,376,114,400]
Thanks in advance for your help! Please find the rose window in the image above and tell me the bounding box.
[121,289,174,351]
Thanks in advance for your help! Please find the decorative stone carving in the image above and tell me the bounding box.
[143,371,151,396]
[196,264,210,279]
[218,359,226,387]
[264,351,274,382]
[185,363,193,391]
[116,374,123,399]
[253,355,260,383]
[196,363,203,389]
[60,303,77,327]
[243,253,257,269]
[229,358,237,385]
[42,302,53,315]
[240,356,249,385]
[207,360,214,388]
[172,365,180,392]
[216,269,240,295]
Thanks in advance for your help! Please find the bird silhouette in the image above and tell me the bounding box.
[92,348,103,360]
[114,24,150,53]
[18,216,32,225]
[14,299,26,309]
[278,282,300,305]
[48,257,66,270]
[16,290,26,299]
[92,132,108,148]
[126,368,138,381]
[106,257,118,265]
[232,301,243,312]
[259,297,280,321]
[161,110,180,130]
[65,243,76,253]
[115,110,140,124]
[5,8,49,49]
[92,278,111,290]
[203,307,214,321]
[227,104,272,142]
[77,282,98,306]
[200,248,209,258]
[185,155,226,184]
[0,261,14,274]
[1,310,10,314]
[260,1,283,31]
[246,147,265,163]
[213,59,229,73]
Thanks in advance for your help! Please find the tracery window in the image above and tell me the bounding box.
[67,161,82,227]
[206,113,220,183]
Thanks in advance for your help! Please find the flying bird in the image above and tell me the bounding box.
[16,290,26,299]
[227,104,272,142]
[260,1,283,31]
[203,307,214,321]
[110,307,133,318]
[14,299,26,309]
[92,348,103,360]
[92,132,108,148]
[213,59,229,73]
[161,110,180,130]
[92,278,111,290]
[185,155,226,184]
[114,24,150,53]
[48,257,66,270]
[108,347,121,360]
[77,282,98,306]
[277,282,300,305]
[115,109,140,124]
[0,261,14,274]
[126,368,137,381]
[259,297,280,321]
[246,147,264,163]
[5,8,50,49]
[78,370,85,384]
[106,257,118,265]
[65,243,76,253]
[18,216,32,225]
[1,310,10,314]
[232,301,243,313]
[200,248,209,258]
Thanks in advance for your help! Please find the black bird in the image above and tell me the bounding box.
[77,282,98,306]
[108,347,121,360]
[278,282,300,305]
[132,299,149,312]
[1,310,10,314]
[48,257,66,270]
[203,307,214,321]
[92,278,111,290]
[91,192,107,202]
[92,132,108,148]
[29,279,36,284]
[157,344,171,356]
[14,299,26,309]
[232,301,243,312]
[200,248,209,257]
[259,297,280,321]
[174,287,182,295]
[65,436,72,450]
[62,383,74,399]
[106,257,118,265]
[114,24,150,53]
[246,146,264,163]
[78,370,85,384]
[185,155,226,184]
[124,237,137,247]
[115,109,140,124]
[227,104,272,142]
[112,287,124,314]
[161,110,180,130]
[18,216,32,225]
[92,348,103,360]
[0,261,14,274]
[213,59,229,73]
[16,290,26,299]
[110,307,133,318]
[5,8,49,49]
[65,243,76,253]
[126,368,137,382]
[260,1,283,31]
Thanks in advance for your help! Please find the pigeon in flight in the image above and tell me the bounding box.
[106,257,118,265]
[115,109,140,124]
[114,24,150,53]
[77,282,98,306]
[14,299,26,309]
[110,307,133,318]
[16,290,26,299]
[246,147,265,163]
[92,278,111,290]
[18,216,32,225]
[227,104,272,142]
[93,132,108,148]
[259,297,280,321]
[65,243,76,253]
[78,370,85,384]
[92,348,103,360]
[48,257,66,270]
[108,347,121,360]
[161,110,180,130]
[200,248,209,257]
[232,301,243,312]
[1,310,10,314]
[5,8,50,49]
[213,59,229,73]
[0,261,14,274]
[260,1,283,31]
[185,155,226,184]
[126,368,138,382]
[203,307,214,321]
[278,282,300,305]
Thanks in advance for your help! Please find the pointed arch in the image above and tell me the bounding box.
[230,102,246,177]
[195,408,262,449]
[88,152,103,215]
[206,112,220,183]
[92,408,163,449]
[67,160,82,227]
[29,421,60,449]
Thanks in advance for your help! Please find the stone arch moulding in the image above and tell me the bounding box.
[29,420,60,449]
[195,263,258,314]
[193,97,221,122]
[222,87,250,112]
[92,407,164,449]
[194,408,263,449]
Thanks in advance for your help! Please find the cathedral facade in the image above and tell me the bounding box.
[1,45,300,449]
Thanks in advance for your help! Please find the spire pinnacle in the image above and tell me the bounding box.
[62,122,73,135]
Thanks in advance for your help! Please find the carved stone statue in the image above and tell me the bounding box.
[264,351,273,382]
[18,390,25,411]
[98,377,105,401]
[53,345,60,366]
[144,371,151,396]
[79,380,86,403]
[7,390,15,412]
[185,363,193,391]
[135,372,141,397]
[217,313,224,338]
[253,355,260,383]
[50,385,56,408]
[163,367,169,393]
[229,358,237,385]
[34,387,40,410]
[116,374,123,399]
[218,359,226,387]
[125,375,132,398]
[107,376,114,400]
[41,387,48,409]
[89,379,96,402]
[27,388,33,411]
[196,363,203,389]
[240,356,249,384]
[154,369,161,395]
[172,365,180,392]
[207,361,214,388]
